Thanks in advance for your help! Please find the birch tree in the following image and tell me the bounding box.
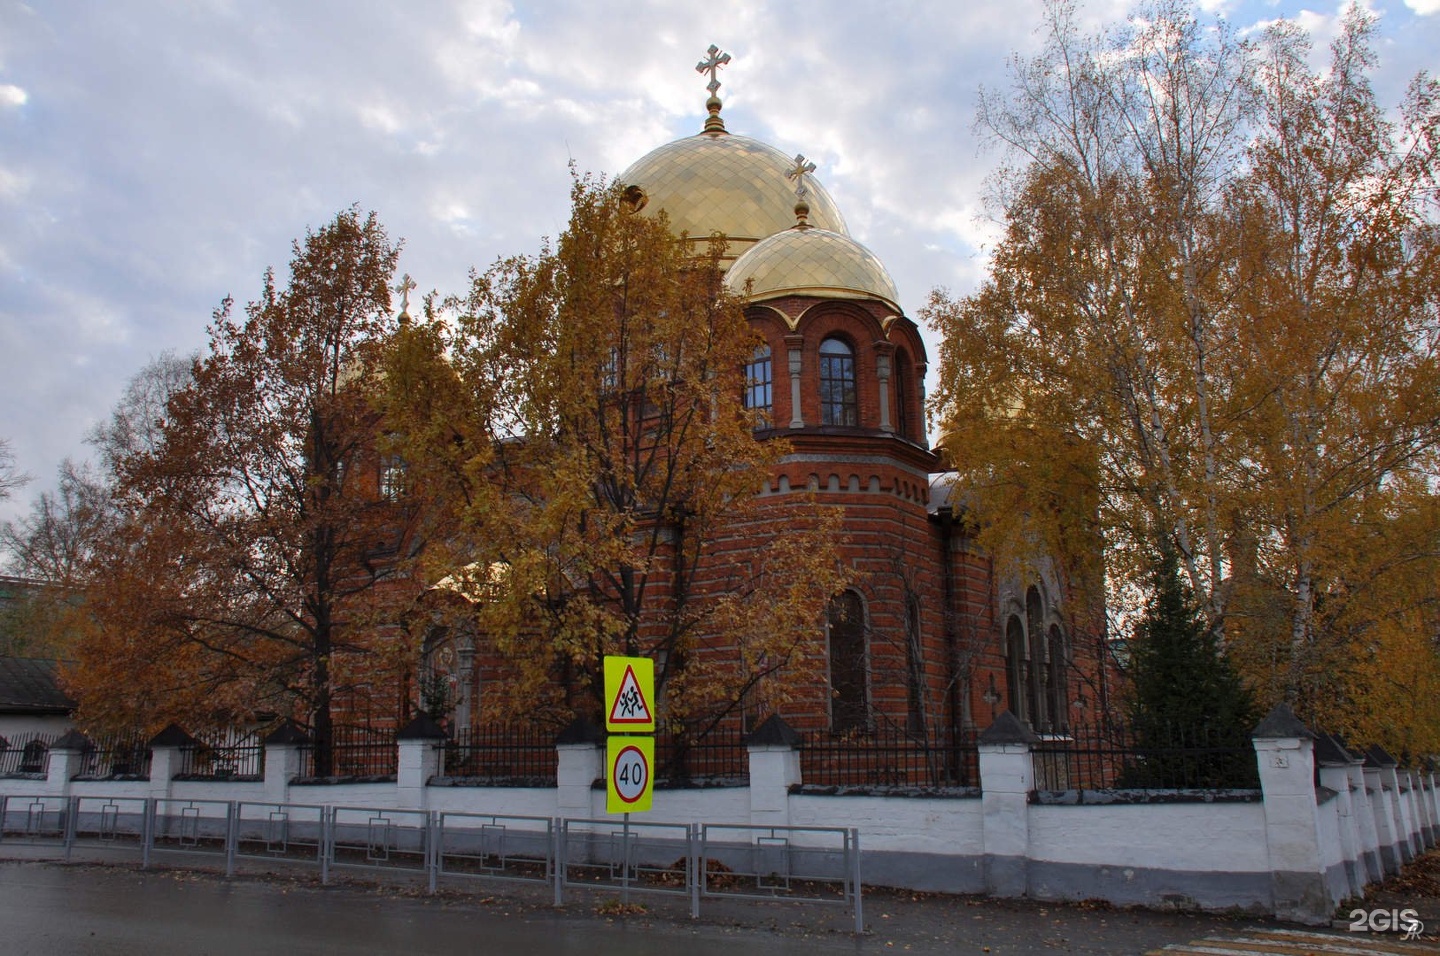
[928,0,1440,740]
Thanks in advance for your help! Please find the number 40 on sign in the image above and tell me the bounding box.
[606,735,654,813]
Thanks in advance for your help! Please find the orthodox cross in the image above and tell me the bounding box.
[696,45,731,96]
[397,274,416,315]
[786,154,817,200]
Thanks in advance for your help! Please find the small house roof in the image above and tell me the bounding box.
[0,657,75,715]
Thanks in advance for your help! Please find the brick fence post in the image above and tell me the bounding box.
[397,714,447,810]
[555,717,605,819]
[745,715,801,830]
[147,723,195,803]
[1252,703,1329,924]
[262,721,308,806]
[1314,732,1364,899]
[45,729,89,799]
[977,710,1035,898]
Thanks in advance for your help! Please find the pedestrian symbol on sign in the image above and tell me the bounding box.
[604,658,654,732]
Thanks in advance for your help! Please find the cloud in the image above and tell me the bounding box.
[1403,0,1440,13]
[0,0,1437,532]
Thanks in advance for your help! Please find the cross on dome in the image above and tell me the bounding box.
[396,274,417,316]
[695,45,731,97]
[787,154,817,200]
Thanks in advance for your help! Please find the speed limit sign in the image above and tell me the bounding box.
[606,735,654,813]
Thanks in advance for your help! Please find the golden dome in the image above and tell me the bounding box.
[620,131,848,265]
[724,226,900,312]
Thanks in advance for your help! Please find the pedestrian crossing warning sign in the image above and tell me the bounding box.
[604,656,654,733]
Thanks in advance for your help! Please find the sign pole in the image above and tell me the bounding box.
[621,811,631,905]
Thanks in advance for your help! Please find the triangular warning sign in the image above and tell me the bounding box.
[607,664,654,726]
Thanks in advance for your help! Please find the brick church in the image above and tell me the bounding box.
[417,50,1109,751]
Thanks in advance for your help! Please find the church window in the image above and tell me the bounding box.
[1005,616,1027,725]
[819,338,857,426]
[1047,624,1068,733]
[744,345,772,424]
[1026,587,1048,731]
[379,455,407,501]
[827,590,868,733]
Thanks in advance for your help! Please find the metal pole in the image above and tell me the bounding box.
[321,806,331,885]
[427,812,438,895]
[553,819,565,907]
[621,812,630,906]
[141,798,153,870]
[850,827,864,934]
[63,796,76,862]
[689,823,700,919]
[225,802,237,878]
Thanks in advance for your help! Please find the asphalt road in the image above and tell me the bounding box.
[0,856,1276,956]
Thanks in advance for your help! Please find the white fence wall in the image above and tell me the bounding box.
[2,707,1436,925]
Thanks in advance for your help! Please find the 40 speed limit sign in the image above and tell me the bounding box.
[606,735,654,813]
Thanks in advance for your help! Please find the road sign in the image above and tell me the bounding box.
[606,735,654,813]
[604,656,655,733]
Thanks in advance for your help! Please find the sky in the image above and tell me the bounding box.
[1,0,1437,530]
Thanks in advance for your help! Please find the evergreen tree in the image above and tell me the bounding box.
[1124,548,1258,787]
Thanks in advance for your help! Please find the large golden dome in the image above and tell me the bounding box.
[620,129,849,265]
[724,225,900,313]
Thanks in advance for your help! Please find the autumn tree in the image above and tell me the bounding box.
[66,209,415,769]
[927,0,1440,744]
[0,461,109,658]
[383,173,847,739]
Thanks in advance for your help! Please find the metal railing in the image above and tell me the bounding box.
[179,729,264,779]
[433,811,553,889]
[442,725,557,784]
[302,725,398,778]
[1032,721,1260,791]
[0,732,60,775]
[233,801,327,879]
[0,795,865,929]
[654,725,750,786]
[800,725,978,789]
[74,734,152,780]
[699,823,862,932]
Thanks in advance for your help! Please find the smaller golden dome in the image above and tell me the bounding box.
[724,227,901,312]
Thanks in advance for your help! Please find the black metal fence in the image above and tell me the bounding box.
[654,724,750,785]
[74,733,152,779]
[442,725,557,785]
[0,732,60,775]
[1032,721,1259,791]
[178,728,265,779]
[302,725,398,778]
[800,725,979,789]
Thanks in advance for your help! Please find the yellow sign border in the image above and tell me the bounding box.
[603,656,655,733]
[606,735,654,813]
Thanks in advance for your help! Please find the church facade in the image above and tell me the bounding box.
[417,52,1109,755]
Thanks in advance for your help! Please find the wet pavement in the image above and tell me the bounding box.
[1,852,1435,955]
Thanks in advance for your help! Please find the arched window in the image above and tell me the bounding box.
[379,454,407,501]
[1047,624,1067,733]
[827,590,868,733]
[819,338,857,426]
[1026,587,1048,731]
[743,344,772,425]
[1005,616,1027,725]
